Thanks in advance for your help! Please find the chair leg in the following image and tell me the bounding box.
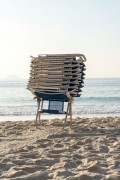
[38,111,41,125]
[64,103,69,128]
[69,102,72,127]
[35,99,41,128]
[35,111,39,128]
[39,100,43,125]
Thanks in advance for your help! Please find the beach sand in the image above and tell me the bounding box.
[0,117,120,180]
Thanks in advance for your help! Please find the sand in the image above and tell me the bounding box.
[0,116,120,180]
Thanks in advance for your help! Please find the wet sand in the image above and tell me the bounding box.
[0,117,120,180]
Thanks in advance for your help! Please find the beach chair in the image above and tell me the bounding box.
[34,92,73,127]
[27,54,86,127]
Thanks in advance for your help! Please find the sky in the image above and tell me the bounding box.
[0,0,120,79]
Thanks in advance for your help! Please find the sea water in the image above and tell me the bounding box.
[0,78,120,120]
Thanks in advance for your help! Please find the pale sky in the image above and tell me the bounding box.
[0,0,120,79]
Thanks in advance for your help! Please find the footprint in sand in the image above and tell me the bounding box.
[34,158,58,167]
[99,145,109,153]
[24,145,35,151]
[18,153,37,159]
[53,143,64,148]
[75,140,84,146]
[82,159,106,174]
[49,149,66,154]
[0,162,14,172]
[20,170,49,180]
[10,158,28,166]
[6,130,17,135]
[2,168,27,179]
[74,172,103,180]
[88,163,105,174]
[72,153,83,159]
[35,139,53,148]
[70,144,80,150]
[106,174,120,180]
[16,147,29,153]
[19,165,41,173]
[53,169,76,179]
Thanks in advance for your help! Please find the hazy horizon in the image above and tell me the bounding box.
[0,0,120,79]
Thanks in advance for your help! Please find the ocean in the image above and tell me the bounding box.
[0,78,120,120]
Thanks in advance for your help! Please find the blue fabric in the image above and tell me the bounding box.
[35,91,69,102]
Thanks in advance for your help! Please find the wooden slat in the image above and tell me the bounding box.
[30,69,82,76]
[27,80,79,85]
[28,75,82,83]
[30,67,81,72]
[30,67,64,71]
[31,62,66,66]
[28,79,79,84]
[30,62,78,68]
[27,82,79,89]
[29,74,64,78]
[30,64,80,69]
[31,60,72,65]
[28,78,63,83]
[31,58,72,63]
[29,73,82,79]
[30,67,81,73]
[27,87,79,95]
[30,54,86,61]
[38,53,85,58]
[28,76,81,82]
[27,83,79,89]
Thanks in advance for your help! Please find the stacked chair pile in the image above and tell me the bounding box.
[27,54,86,127]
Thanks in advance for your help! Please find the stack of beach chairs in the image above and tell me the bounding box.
[27,54,86,97]
[27,54,86,127]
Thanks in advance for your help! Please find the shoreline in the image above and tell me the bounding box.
[0,113,120,122]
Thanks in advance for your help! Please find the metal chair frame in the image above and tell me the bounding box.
[35,97,72,128]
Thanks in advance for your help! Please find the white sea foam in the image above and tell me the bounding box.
[0,104,120,117]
